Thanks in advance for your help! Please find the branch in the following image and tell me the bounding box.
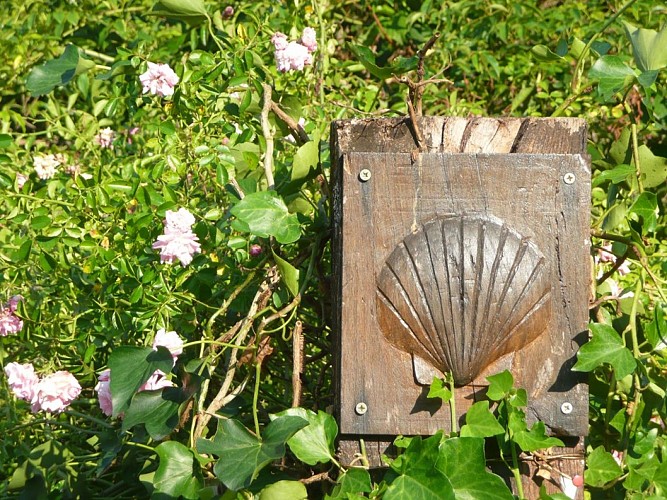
[291,320,304,408]
[270,102,309,144]
[261,83,276,190]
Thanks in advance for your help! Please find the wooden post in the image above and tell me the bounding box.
[330,117,589,498]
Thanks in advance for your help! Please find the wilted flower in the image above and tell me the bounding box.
[138,370,174,392]
[0,295,23,336]
[153,329,184,364]
[127,126,140,144]
[95,128,116,149]
[4,362,39,402]
[300,27,317,52]
[31,371,81,413]
[612,449,624,466]
[33,154,61,180]
[596,243,631,275]
[139,62,179,97]
[153,208,201,266]
[16,173,28,189]
[94,369,113,416]
[271,32,288,51]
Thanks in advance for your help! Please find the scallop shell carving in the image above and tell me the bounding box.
[376,215,552,386]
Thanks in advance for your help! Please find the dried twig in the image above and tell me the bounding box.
[291,320,304,407]
[270,102,309,144]
[261,83,276,190]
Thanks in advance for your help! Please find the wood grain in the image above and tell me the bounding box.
[331,117,589,499]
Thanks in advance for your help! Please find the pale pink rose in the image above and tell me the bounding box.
[139,62,179,97]
[597,244,631,275]
[94,369,113,416]
[152,230,201,266]
[95,128,116,149]
[275,41,313,72]
[4,362,39,402]
[153,329,184,364]
[33,154,61,180]
[31,371,81,413]
[300,27,317,53]
[271,32,288,51]
[559,475,578,499]
[16,173,28,189]
[0,295,23,336]
[612,449,623,466]
[138,370,174,392]
[164,208,196,233]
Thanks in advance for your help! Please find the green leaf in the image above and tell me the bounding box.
[0,134,13,149]
[427,376,452,403]
[623,22,667,72]
[573,323,636,378]
[122,387,185,440]
[349,45,418,80]
[151,0,207,22]
[531,45,564,62]
[272,251,300,297]
[259,480,308,500]
[592,164,635,187]
[273,408,337,466]
[486,370,514,401]
[292,139,318,182]
[230,191,300,244]
[460,401,505,438]
[26,45,95,96]
[11,239,32,262]
[585,446,622,487]
[326,468,372,499]
[385,433,455,500]
[636,145,667,189]
[196,416,308,491]
[153,442,203,499]
[629,192,658,234]
[30,215,52,230]
[589,55,636,101]
[437,437,514,499]
[513,421,564,452]
[108,346,174,417]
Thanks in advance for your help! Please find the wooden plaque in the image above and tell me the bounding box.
[330,117,589,487]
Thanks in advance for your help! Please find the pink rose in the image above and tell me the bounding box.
[153,329,184,364]
[31,371,81,413]
[95,369,113,416]
[138,370,174,392]
[0,295,23,336]
[164,208,196,233]
[300,27,317,53]
[152,230,201,266]
[275,41,313,72]
[4,362,39,402]
[271,32,288,51]
[139,62,179,97]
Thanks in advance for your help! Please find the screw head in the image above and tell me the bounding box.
[561,402,573,414]
[359,169,372,182]
[355,402,368,415]
[563,172,576,184]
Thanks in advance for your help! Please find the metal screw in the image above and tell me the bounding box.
[563,172,576,185]
[359,169,372,182]
[561,402,573,414]
[355,402,368,415]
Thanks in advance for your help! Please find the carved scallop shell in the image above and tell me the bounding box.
[376,215,552,386]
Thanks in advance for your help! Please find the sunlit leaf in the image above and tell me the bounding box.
[573,324,636,378]
[153,442,203,499]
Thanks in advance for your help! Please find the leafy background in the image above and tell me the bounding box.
[0,0,665,498]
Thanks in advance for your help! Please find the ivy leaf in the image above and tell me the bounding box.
[436,437,514,499]
[259,480,308,500]
[122,387,186,440]
[153,442,203,499]
[427,376,452,403]
[573,323,636,378]
[151,0,207,23]
[623,22,667,72]
[292,138,318,182]
[326,468,372,499]
[108,346,174,417]
[349,45,418,80]
[629,192,658,234]
[460,401,505,438]
[585,446,622,487]
[592,164,635,187]
[230,191,301,244]
[636,145,667,189]
[513,421,564,452]
[26,45,95,96]
[589,55,636,101]
[486,370,514,401]
[531,45,564,62]
[385,433,455,500]
[273,408,337,466]
[196,416,307,491]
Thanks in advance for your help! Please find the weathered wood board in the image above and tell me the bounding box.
[330,117,589,497]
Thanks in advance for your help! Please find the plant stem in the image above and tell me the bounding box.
[448,374,457,434]
[261,83,275,190]
[252,358,262,437]
[510,442,525,500]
